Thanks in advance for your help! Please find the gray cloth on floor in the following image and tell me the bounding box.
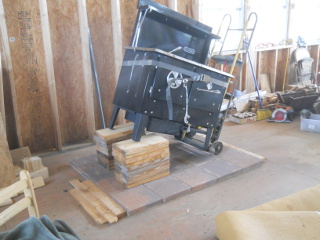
[0,215,81,240]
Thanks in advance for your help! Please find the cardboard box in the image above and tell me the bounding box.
[301,114,320,133]
[230,115,257,125]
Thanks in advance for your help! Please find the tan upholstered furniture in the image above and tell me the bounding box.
[216,185,320,240]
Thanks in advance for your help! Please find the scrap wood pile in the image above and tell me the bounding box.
[94,122,134,170]
[229,84,320,124]
[249,93,278,113]
[69,179,126,224]
[229,93,278,123]
[113,134,170,188]
[11,147,49,180]
[0,140,49,207]
[228,91,278,115]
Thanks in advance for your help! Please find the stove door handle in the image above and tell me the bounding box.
[197,88,221,94]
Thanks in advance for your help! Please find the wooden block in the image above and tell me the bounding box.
[249,99,260,108]
[264,93,278,103]
[95,123,134,142]
[94,123,134,169]
[114,146,170,167]
[115,161,170,182]
[21,158,32,172]
[81,180,125,218]
[69,179,118,224]
[96,148,113,160]
[29,167,49,180]
[94,135,109,152]
[21,157,44,173]
[113,134,169,158]
[29,157,43,172]
[268,96,278,103]
[115,171,170,189]
[69,189,107,224]
[31,177,45,190]
[113,134,170,188]
[10,147,31,165]
[96,150,114,170]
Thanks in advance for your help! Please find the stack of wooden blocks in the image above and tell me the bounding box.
[21,156,43,173]
[113,134,170,188]
[94,123,134,170]
[10,147,49,180]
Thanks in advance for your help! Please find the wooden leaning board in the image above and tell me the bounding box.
[69,179,126,224]
[113,134,170,188]
[94,122,134,170]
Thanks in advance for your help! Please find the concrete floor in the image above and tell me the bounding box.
[1,117,320,240]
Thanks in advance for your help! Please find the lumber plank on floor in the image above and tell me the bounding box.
[69,179,118,223]
[69,189,107,224]
[82,180,126,218]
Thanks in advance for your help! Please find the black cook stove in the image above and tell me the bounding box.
[109,0,233,154]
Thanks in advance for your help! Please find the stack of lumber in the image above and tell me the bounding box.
[249,93,278,113]
[69,179,126,224]
[113,134,170,188]
[94,122,134,170]
[10,146,49,179]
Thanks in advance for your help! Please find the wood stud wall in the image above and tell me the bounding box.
[48,0,89,146]
[1,0,319,153]
[256,45,319,93]
[2,0,56,152]
[84,0,115,131]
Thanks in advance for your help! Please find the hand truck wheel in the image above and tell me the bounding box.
[209,141,223,155]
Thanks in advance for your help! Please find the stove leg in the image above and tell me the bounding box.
[132,113,149,141]
[204,127,213,150]
[108,105,120,129]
